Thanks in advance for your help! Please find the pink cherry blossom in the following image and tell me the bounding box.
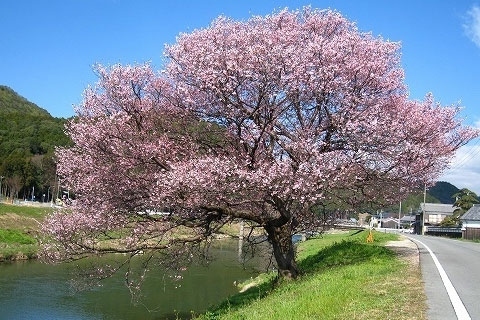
[43,7,479,281]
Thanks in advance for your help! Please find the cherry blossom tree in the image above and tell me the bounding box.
[42,8,478,283]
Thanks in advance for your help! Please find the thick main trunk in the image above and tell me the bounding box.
[265,221,299,280]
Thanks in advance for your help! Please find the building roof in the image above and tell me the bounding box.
[460,204,480,221]
[400,215,416,222]
[421,203,458,215]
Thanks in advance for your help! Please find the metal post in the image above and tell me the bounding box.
[398,201,402,230]
[238,219,244,262]
[0,176,3,202]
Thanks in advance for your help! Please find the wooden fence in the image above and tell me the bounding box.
[462,227,480,241]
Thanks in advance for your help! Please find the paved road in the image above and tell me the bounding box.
[407,235,480,320]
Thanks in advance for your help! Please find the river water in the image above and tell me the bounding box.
[0,239,265,320]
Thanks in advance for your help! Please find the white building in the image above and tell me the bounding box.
[421,203,458,225]
[460,204,480,240]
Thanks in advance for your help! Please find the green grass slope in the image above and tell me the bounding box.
[197,231,426,320]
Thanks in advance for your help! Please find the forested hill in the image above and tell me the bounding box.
[0,85,71,200]
[0,85,71,157]
[428,181,460,204]
[0,86,51,116]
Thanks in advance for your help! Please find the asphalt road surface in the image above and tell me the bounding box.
[407,234,480,320]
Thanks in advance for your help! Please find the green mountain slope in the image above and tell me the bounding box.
[0,86,70,157]
[0,85,71,200]
[428,181,460,204]
[0,86,51,116]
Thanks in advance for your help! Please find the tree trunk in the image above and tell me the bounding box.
[265,220,299,280]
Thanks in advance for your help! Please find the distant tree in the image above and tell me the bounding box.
[38,152,58,202]
[5,175,21,199]
[453,188,479,211]
[441,188,479,226]
[42,8,479,286]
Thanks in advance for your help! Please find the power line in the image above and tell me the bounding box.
[448,138,480,170]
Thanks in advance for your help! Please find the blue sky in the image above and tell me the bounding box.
[1,0,480,195]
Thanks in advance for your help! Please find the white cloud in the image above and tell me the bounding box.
[438,141,480,194]
[463,5,480,48]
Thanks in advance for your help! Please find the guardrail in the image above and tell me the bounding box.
[425,227,462,233]
[333,224,366,230]
[425,226,462,238]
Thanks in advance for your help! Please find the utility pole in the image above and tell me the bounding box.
[422,183,427,235]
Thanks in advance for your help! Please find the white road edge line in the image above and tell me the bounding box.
[409,237,471,320]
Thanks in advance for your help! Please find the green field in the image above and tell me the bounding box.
[0,203,53,260]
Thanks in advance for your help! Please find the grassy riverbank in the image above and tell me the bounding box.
[0,203,52,261]
[196,230,426,320]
